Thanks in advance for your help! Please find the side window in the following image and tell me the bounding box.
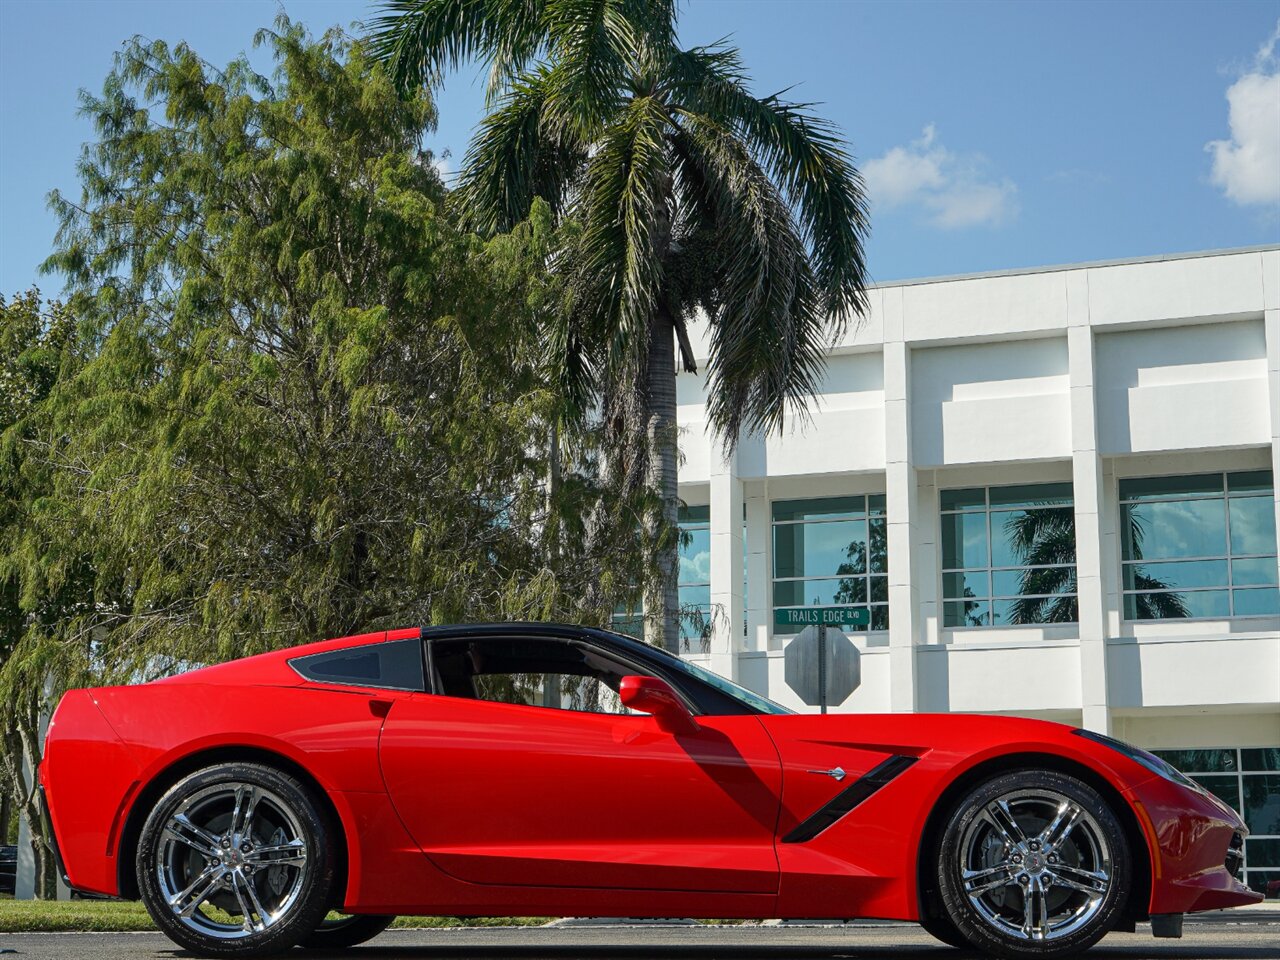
[430,637,650,715]
[290,638,425,691]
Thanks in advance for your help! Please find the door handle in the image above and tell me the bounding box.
[806,767,847,781]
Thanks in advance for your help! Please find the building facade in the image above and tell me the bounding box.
[667,245,1280,897]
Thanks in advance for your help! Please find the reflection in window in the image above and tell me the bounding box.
[940,483,1077,627]
[610,601,644,641]
[772,495,888,635]
[678,505,712,652]
[610,505,745,653]
[1153,747,1280,899]
[1121,471,1278,620]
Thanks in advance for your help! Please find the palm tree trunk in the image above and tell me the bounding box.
[644,309,681,653]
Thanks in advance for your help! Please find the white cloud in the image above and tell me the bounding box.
[862,124,1017,229]
[1206,21,1280,208]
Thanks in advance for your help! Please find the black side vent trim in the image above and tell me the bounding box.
[781,754,918,844]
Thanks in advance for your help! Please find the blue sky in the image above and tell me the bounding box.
[2,0,1277,297]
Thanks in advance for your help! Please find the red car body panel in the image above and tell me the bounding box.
[380,695,782,894]
[40,626,1261,922]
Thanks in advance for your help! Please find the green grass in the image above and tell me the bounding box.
[0,899,155,932]
[0,899,549,933]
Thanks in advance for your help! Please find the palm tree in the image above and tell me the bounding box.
[1004,505,1189,625]
[1006,507,1078,625]
[366,1,870,651]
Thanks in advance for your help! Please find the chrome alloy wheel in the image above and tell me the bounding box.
[156,782,309,940]
[958,789,1113,943]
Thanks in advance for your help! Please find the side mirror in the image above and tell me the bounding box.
[619,675,700,734]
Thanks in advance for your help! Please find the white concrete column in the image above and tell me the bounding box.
[1265,306,1280,593]
[1265,250,1280,625]
[15,710,69,900]
[917,472,940,645]
[1067,275,1111,734]
[744,486,771,652]
[884,332,919,712]
[709,447,744,681]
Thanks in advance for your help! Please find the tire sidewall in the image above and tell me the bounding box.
[136,761,337,957]
[935,769,1131,959]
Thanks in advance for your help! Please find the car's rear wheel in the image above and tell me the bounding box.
[136,762,337,957]
[300,913,396,949]
[935,769,1130,958]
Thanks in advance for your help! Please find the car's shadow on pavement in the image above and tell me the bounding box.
[163,945,1280,960]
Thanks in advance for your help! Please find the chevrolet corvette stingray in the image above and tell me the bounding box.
[41,623,1259,957]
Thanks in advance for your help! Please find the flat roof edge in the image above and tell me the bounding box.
[870,243,1280,290]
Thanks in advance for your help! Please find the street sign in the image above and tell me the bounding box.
[774,606,870,627]
[783,624,861,712]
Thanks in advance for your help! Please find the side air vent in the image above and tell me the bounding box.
[1225,831,1245,880]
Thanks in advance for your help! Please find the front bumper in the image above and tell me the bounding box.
[1130,773,1262,915]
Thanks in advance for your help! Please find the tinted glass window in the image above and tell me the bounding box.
[1120,471,1277,621]
[430,637,648,715]
[772,493,888,635]
[940,482,1078,627]
[290,638,425,691]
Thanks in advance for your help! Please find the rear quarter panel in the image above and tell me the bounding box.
[41,690,142,894]
[43,679,425,903]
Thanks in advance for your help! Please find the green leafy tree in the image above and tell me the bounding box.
[367,0,871,650]
[0,290,86,896]
[0,21,652,881]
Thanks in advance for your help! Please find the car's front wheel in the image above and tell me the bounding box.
[934,769,1131,958]
[136,761,337,957]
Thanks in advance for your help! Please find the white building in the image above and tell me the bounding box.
[669,245,1280,896]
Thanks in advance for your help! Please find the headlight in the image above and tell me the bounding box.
[1073,729,1202,791]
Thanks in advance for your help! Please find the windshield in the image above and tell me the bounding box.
[659,653,794,715]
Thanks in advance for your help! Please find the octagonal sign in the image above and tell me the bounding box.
[783,624,861,709]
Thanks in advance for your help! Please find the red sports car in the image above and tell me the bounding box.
[41,623,1259,957]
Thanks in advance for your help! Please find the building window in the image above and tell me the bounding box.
[772,495,888,635]
[610,602,644,641]
[940,483,1077,627]
[1120,471,1278,620]
[678,504,712,652]
[1152,747,1280,899]
[611,504,746,652]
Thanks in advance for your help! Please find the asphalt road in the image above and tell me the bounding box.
[1,918,1278,960]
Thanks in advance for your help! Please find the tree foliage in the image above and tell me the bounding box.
[1,290,86,895]
[1,20,652,892]
[367,0,871,649]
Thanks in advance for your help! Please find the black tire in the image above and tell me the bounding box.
[919,913,972,949]
[300,914,395,949]
[935,769,1130,959]
[136,762,338,957]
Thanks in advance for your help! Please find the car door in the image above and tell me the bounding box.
[378,631,783,894]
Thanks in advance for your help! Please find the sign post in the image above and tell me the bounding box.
[780,607,865,712]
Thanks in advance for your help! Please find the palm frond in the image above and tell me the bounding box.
[366,0,546,95]
[670,110,828,440]
[454,65,588,233]
[539,0,668,138]
[668,44,870,327]
[573,95,672,372]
